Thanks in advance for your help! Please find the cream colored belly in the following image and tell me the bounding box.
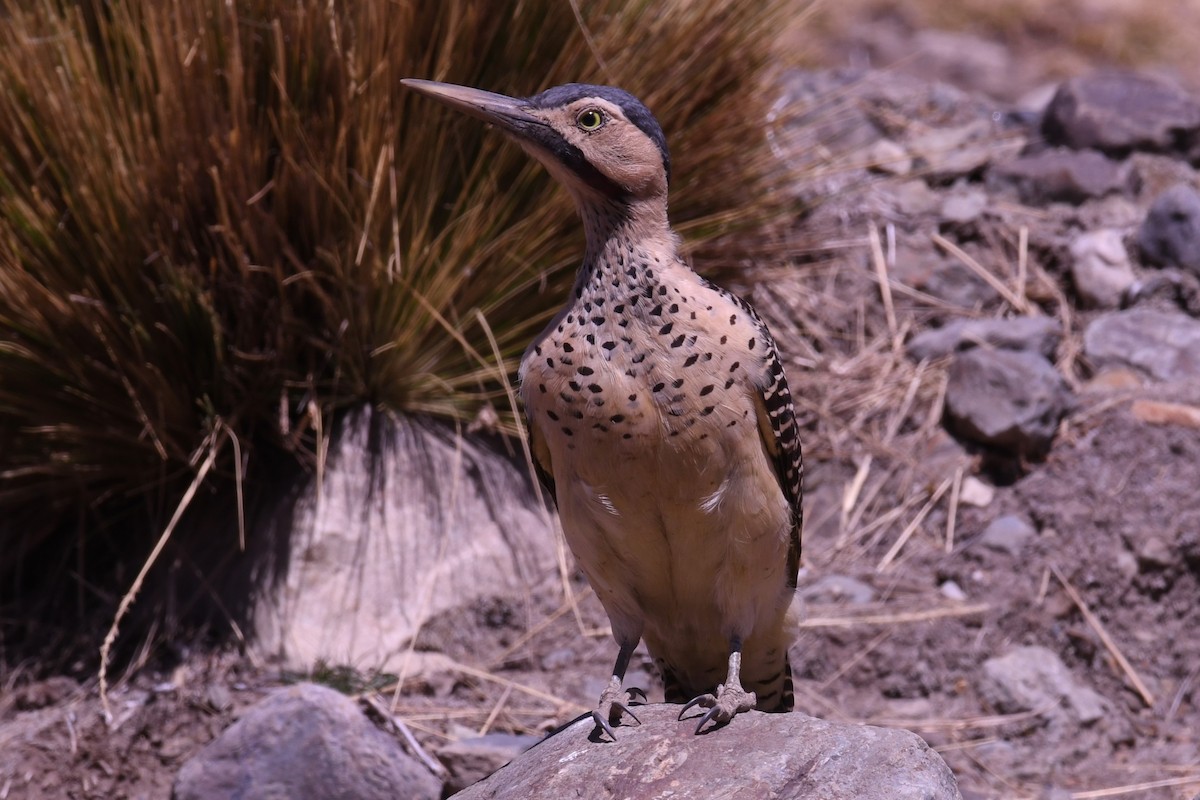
[548,405,793,679]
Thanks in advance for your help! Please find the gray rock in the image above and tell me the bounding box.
[978,515,1036,557]
[980,646,1108,727]
[1127,268,1200,316]
[439,733,539,794]
[172,683,442,800]
[1083,309,1200,381]
[452,705,961,800]
[987,149,1136,205]
[1070,229,1135,309]
[1043,72,1200,157]
[941,187,988,223]
[944,349,1070,455]
[246,408,557,673]
[908,120,996,179]
[1137,183,1200,276]
[908,316,1061,362]
[866,138,912,176]
[800,574,877,605]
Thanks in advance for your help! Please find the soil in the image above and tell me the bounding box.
[4,7,1200,800]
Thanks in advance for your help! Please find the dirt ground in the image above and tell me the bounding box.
[4,4,1200,800]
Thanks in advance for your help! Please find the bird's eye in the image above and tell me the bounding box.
[576,109,604,131]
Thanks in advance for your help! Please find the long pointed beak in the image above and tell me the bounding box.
[401,79,543,136]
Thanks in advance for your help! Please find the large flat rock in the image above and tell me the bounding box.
[452,705,961,800]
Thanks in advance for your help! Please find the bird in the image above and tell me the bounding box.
[402,78,803,738]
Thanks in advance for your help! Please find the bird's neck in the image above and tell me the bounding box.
[574,194,684,299]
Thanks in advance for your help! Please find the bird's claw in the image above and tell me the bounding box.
[591,684,646,740]
[678,683,756,734]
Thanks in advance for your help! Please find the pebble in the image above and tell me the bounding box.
[1043,71,1200,157]
[1083,309,1200,381]
[978,515,1036,557]
[980,646,1107,727]
[958,476,995,507]
[907,316,1061,362]
[1069,228,1135,309]
[1137,183,1200,276]
[944,348,1071,455]
[987,149,1135,205]
[800,574,877,605]
[867,138,913,175]
[939,580,968,601]
[941,187,988,223]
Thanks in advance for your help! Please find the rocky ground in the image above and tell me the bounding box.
[5,10,1200,800]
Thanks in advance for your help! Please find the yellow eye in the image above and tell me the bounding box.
[576,109,604,131]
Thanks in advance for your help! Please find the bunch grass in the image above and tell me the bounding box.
[0,1,803,605]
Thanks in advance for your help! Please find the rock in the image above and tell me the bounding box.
[1043,72,1200,157]
[978,515,1036,557]
[958,477,995,508]
[439,733,539,795]
[888,180,940,216]
[907,120,996,179]
[987,149,1136,205]
[172,683,442,800]
[867,138,912,176]
[1083,310,1200,381]
[1069,229,1135,309]
[944,349,1070,455]
[939,580,968,601]
[1136,535,1174,569]
[980,646,1108,727]
[452,705,962,800]
[941,187,988,223]
[1137,183,1200,276]
[800,574,877,605]
[244,408,556,672]
[1127,268,1200,315]
[908,316,1061,362]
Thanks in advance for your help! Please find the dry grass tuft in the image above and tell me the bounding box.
[0,0,806,612]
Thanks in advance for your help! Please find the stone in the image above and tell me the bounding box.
[439,733,539,795]
[939,580,968,601]
[944,349,1070,456]
[1083,310,1200,381]
[978,515,1036,557]
[800,574,877,605]
[980,646,1108,728]
[941,187,988,223]
[452,705,962,800]
[866,138,912,176]
[171,683,443,800]
[243,408,557,672]
[1043,72,1200,157]
[1136,535,1174,569]
[987,149,1135,205]
[908,316,1061,362]
[1137,183,1200,276]
[1069,229,1135,309]
[1127,268,1200,316]
[888,180,940,216]
[907,121,996,179]
[958,477,995,508]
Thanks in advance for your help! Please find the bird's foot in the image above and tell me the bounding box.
[591,677,647,741]
[678,682,757,734]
